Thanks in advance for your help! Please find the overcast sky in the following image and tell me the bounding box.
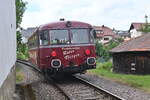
[22,0,150,30]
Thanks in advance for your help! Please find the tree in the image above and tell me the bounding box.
[96,42,104,56]
[141,15,150,33]
[106,39,120,50]
[96,38,122,61]
[16,0,28,59]
[141,24,150,33]
[16,0,27,51]
[16,0,27,29]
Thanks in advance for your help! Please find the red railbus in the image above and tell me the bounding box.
[28,21,96,75]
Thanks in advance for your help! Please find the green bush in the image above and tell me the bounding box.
[97,62,113,71]
[17,51,26,60]
[95,38,122,61]
[17,44,29,60]
[96,42,110,61]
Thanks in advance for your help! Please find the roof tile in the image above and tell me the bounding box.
[110,33,150,53]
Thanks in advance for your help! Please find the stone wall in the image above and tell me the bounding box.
[0,66,15,100]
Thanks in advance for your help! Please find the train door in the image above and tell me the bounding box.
[39,30,49,69]
[36,29,41,67]
[33,32,39,66]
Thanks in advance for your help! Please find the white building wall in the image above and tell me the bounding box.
[100,36,113,44]
[130,29,142,38]
[0,0,16,87]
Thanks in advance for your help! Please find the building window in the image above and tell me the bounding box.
[104,37,109,40]
[96,30,103,34]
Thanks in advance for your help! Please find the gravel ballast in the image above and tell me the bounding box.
[54,76,112,100]
[16,63,67,100]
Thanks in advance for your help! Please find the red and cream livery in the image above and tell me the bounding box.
[28,20,96,75]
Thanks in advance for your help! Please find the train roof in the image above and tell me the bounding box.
[38,21,92,30]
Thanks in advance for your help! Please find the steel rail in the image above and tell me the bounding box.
[74,75,126,100]
[16,59,42,73]
[49,79,72,100]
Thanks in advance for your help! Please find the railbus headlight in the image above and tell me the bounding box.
[51,59,61,68]
[87,57,96,65]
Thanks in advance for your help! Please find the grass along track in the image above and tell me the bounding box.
[88,65,150,93]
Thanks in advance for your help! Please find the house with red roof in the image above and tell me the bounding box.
[93,25,116,44]
[129,23,145,38]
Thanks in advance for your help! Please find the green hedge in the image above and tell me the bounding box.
[96,62,113,71]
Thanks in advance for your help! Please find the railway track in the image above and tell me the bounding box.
[74,75,125,100]
[16,59,41,73]
[52,75,125,100]
[17,59,125,100]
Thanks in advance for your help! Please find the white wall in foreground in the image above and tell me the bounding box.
[0,0,16,87]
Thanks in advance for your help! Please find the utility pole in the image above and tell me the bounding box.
[143,14,150,33]
[145,14,148,24]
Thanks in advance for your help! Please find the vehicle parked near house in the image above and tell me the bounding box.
[28,20,96,75]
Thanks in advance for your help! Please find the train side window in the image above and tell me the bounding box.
[28,36,35,48]
[40,31,49,45]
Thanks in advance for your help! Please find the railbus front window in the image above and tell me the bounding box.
[70,29,89,44]
[49,29,69,45]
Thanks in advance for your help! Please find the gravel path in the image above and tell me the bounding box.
[16,63,67,100]
[76,73,150,100]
